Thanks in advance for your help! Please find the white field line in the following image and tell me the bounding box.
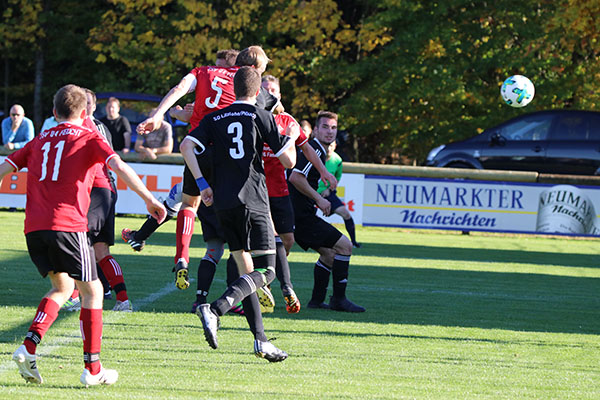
[0,279,192,376]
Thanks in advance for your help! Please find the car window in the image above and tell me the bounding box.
[553,115,590,141]
[498,115,552,141]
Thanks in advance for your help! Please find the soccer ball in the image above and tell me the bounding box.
[500,75,535,108]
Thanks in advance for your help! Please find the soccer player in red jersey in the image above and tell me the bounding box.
[0,84,166,386]
[260,75,338,313]
[137,46,280,291]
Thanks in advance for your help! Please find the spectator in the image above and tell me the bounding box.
[134,113,173,161]
[2,104,34,150]
[100,97,131,153]
[40,115,59,133]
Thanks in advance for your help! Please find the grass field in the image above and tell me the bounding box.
[0,209,599,399]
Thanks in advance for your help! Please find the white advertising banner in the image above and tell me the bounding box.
[318,173,364,225]
[362,175,600,237]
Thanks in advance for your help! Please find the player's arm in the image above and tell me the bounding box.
[276,138,296,169]
[289,170,331,216]
[137,75,195,134]
[0,160,16,183]
[169,102,194,123]
[107,156,166,223]
[179,136,213,206]
[300,142,337,190]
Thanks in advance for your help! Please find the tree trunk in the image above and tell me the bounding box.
[33,48,44,133]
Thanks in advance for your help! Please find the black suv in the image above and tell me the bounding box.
[425,110,600,175]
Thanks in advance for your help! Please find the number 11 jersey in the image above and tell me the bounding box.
[6,121,117,234]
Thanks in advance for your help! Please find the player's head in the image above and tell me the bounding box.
[300,120,312,136]
[216,49,239,68]
[313,110,338,145]
[261,75,280,99]
[53,84,87,121]
[235,45,270,74]
[83,88,97,117]
[233,66,262,99]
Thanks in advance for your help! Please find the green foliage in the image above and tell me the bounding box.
[3,1,600,162]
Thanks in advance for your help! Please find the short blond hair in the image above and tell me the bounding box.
[235,45,270,73]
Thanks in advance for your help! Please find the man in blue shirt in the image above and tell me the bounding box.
[2,104,34,150]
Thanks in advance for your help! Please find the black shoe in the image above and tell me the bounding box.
[329,296,365,313]
[121,229,145,252]
[352,241,361,248]
[254,339,288,362]
[307,300,329,309]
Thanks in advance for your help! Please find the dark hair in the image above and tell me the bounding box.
[233,66,262,99]
[315,110,338,128]
[216,49,239,67]
[53,84,87,119]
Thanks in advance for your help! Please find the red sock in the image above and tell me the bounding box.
[98,255,128,302]
[175,209,195,264]
[71,289,80,299]
[24,297,60,354]
[80,308,103,374]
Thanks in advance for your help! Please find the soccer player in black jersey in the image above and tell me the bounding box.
[180,66,296,361]
[287,111,365,312]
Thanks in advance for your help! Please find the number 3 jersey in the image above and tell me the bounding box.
[6,121,117,234]
[186,101,293,212]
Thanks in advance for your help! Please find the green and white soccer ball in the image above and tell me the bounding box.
[500,75,535,108]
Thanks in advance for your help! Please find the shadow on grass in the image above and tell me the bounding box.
[1,242,599,342]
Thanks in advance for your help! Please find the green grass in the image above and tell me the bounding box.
[0,209,599,399]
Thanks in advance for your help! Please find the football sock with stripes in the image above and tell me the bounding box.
[211,270,269,316]
[174,209,195,264]
[311,260,331,304]
[80,308,103,375]
[136,214,173,241]
[24,297,60,354]
[274,237,293,296]
[332,254,350,299]
[98,255,128,302]
[196,257,217,304]
[344,217,358,245]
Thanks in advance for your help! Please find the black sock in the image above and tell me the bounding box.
[252,253,276,285]
[332,254,350,299]
[136,214,173,241]
[97,264,111,293]
[241,292,267,342]
[226,255,239,285]
[274,238,293,295]
[311,260,331,303]
[211,270,267,316]
[344,217,358,244]
[196,257,217,303]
